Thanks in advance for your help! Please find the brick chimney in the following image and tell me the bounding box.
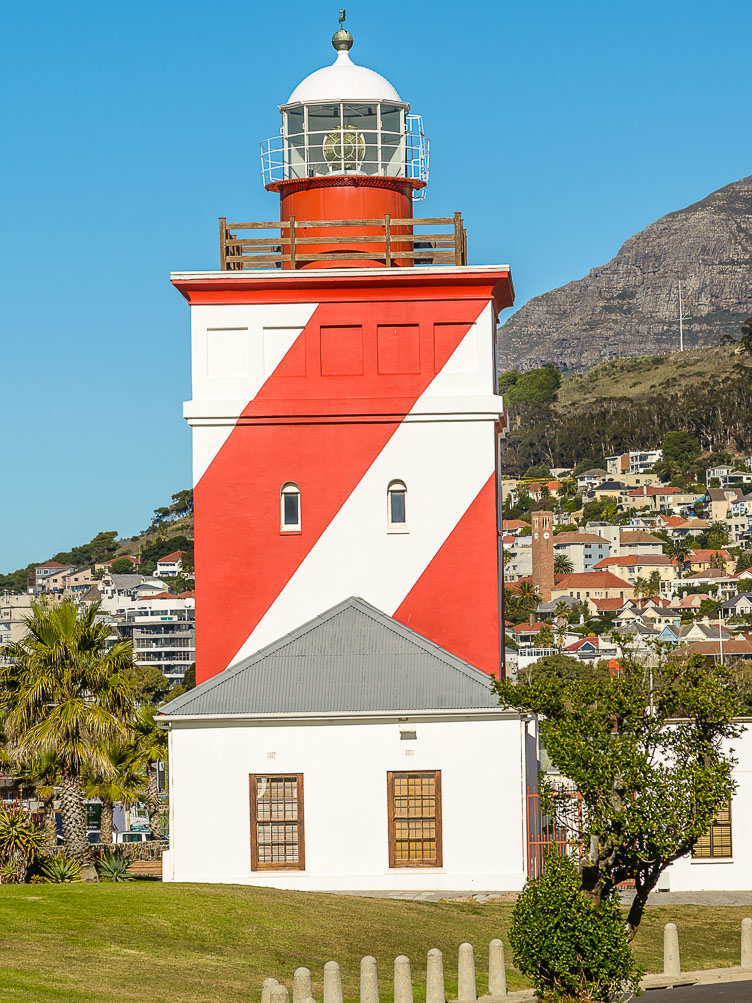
[531,510,554,602]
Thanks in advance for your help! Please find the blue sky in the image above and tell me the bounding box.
[1,0,750,572]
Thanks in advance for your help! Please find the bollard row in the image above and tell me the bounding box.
[260,941,509,1002]
[664,918,752,978]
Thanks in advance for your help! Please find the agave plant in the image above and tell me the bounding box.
[97,849,134,882]
[40,853,82,883]
[0,806,46,883]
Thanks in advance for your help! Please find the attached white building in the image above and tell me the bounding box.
[160,598,536,891]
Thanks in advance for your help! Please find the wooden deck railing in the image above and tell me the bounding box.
[219,213,467,270]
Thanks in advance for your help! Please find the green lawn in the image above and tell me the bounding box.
[0,884,748,1002]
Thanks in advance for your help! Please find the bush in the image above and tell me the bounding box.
[97,850,134,882]
[40,854,82,883]
[510,851,641,1002]
[0,806,46,884]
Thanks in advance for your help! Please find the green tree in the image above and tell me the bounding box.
[510,850,641,1003]
[494,652,740,939]
[133,706,168,840]
[644,570,661,598]
[83,743,146,845]
[667,537,692,575]
[662,431,701,467]
[736,552,752,574]
[524,465,551,479]
[0,602,134,864]
[705,522,730,549]
[554,553,574,575]
[124,664,172,706]
[533,625,555,648]
[108,557,137,575]
[504,365,562,405]
[515,582,542,618]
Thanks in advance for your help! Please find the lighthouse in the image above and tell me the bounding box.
[172,18,515,684]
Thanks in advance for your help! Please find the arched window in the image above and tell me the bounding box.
[387,480,407,533]
[280,482,301,532]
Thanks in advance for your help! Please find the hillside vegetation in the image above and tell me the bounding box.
[499,343,752,475]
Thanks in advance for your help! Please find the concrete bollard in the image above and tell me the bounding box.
[426,949,445,1003]
[742,918,752,969]
[294,969,313,1003]
[488,940,507,998]
[663,923,681,978]
[262,979,280,1003]
[324,962,343,1003]
[270,987,290,1003]
[394,955,414,1003]
[360,956,379,1003]
[457,943,477,1002]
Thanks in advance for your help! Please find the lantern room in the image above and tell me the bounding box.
[260,16,429,197]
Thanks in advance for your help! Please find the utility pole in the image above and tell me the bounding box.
[678,280,684,353]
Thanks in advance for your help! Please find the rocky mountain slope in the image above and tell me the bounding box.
[497,175,752,372]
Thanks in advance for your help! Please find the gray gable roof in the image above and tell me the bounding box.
[159,597,500,719]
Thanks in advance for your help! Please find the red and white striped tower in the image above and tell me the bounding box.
[172,18,514,684]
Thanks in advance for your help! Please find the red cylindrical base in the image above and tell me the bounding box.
[268,176,421,268]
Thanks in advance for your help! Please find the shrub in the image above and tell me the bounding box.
[97,850,134,882]
[0,806,46,884]
[509,851,641,1003]
[40,854,82,883]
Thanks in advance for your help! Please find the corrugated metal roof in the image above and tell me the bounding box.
[159,597,500,718]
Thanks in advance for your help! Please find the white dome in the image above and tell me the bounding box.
[285,50,404,106]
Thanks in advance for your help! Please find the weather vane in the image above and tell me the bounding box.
[339,9,346,27]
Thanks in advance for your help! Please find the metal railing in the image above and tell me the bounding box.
[219,212,467,270]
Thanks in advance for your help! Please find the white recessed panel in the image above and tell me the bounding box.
[206,328,252,380]
[263,327,304,375]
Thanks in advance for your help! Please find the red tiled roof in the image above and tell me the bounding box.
[36,561,67,569]
[663,516,688,527]
[137,591,179,600]
[620,531,664,544]
[509,622,550,634]
[564,636,600,651]
[677,639,752,657]
[554,571,633,589]
[502,520,530,531]
[103,555,140,566]
[689,549,731,562]
[156,550,186,564]
[594,555,672,568]
[589,598,627,611]
[628,486,682,497]
[554,532,607,544]
[178,590,195,598]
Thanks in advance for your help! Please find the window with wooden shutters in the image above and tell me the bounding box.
[250,774,305,870]
[692,799,732,859]
[387,770,442,867]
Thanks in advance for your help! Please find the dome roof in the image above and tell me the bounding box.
[285,50,404,106]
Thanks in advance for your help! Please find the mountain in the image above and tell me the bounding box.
[499,343,752,476]
[497,176,752,373]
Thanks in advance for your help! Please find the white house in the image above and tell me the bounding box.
[155,550,187,579]
[159,598,536,891]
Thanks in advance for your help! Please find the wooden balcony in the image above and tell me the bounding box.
[219,212,467,270]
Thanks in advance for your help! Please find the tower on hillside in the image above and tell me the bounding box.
[172,18,514,683]
[531,510,554,602]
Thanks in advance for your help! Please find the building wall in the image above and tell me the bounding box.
[186,293,506,682]
[165,715,531,891]
[666,724,752,891]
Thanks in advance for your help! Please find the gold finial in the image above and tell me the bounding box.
[332,9,353,51]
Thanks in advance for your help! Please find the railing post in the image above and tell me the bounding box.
[219,217,227,271]
[384,214,392,267]
[289,216,297,270]
[453,212,463,266]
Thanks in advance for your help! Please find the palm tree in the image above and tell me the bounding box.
[0,601,134,864]
[668,538,692,576]
[554,553,574,575]
[84,743,146,845]
[710,551,727,571]
[644,571,661,598]
[515,582,542,618]
[707,521,730,549]
[633,576,647,599]
[133,706,168,840]
[20,751,61,851]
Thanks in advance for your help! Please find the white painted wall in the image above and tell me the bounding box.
[665,722,752,891]
[165,714,531,891]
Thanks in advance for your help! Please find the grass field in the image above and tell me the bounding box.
[0,884,749,1002]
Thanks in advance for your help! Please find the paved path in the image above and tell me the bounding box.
[331,890,752,905]
[640,979,752,1000]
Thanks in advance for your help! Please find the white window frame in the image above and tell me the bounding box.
[387,480,408,534]
[280,482,301,532]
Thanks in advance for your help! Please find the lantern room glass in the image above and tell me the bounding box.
[282,102,407,180]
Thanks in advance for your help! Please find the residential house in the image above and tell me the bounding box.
[618,531,665,557]
[720,594,752,617]
[679,569,738,600]
[678,621,734,643]
[42,566,98,596]
[553,532,611,573]
[0,594,36,649]
[501,519,530,537]
[96,555,141,572]
[102,592,195,682]
[728,493,752,544]
[551,571,634,602]
[673,637,752,662]
[585,480,627,503]
[655,515,709,539]
[159,598,536,890]
[606,449,663,476]
[628,486,702,514]
[706,487,744,523]
[33,561,72,592]
[576,468,608,492]
[592,554,676,590]
[100,573,169,601]
[155,550,189,579]
[686,550,734,575]
[561,636,620,661]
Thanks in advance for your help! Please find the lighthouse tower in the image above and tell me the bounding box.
[172,20,514,684]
